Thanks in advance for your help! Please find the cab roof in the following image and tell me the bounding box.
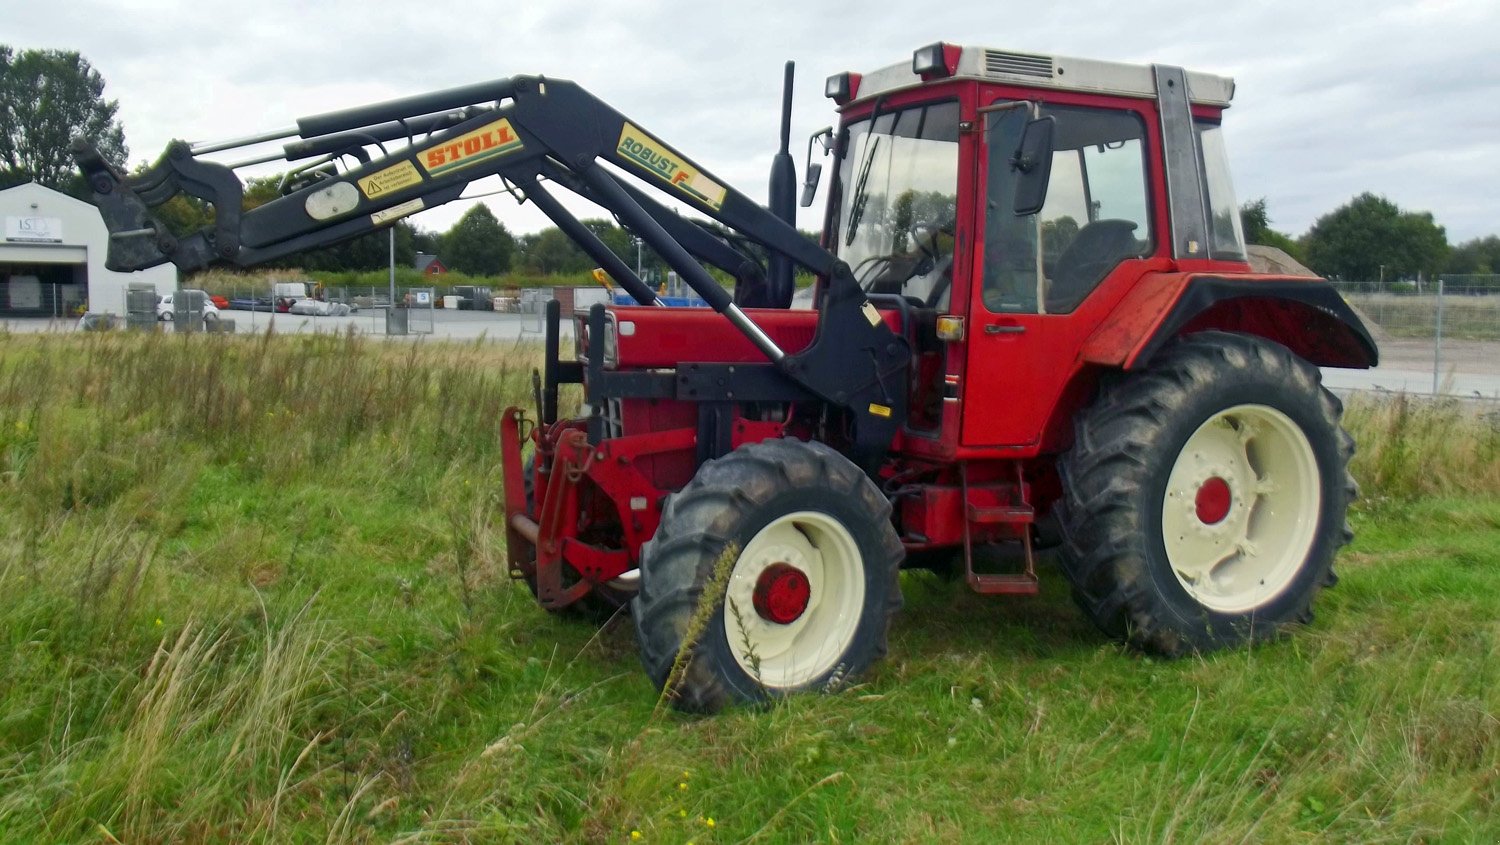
[848,45,1235,109]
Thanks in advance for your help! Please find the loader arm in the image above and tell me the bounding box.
[73,74,908,463]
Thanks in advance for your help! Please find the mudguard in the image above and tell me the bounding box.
[1081,273,1378,371]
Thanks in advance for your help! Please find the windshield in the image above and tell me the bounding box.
[830,101,960,307]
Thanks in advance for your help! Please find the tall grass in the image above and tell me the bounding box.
[1343,392,1500,501]
[0,331,1495,842]
[1342,292,1500,341]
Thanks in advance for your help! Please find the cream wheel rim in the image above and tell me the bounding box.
[723,511,864,689]
[1161,404,1321,614]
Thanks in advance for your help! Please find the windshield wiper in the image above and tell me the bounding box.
[844,135,881,247]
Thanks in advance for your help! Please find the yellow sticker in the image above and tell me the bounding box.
[861,301,881,326]
[371,198,424,226]
[357,160,423,199]
[616,123,726,210]
[868,403,893,418]
[419,118,524,177]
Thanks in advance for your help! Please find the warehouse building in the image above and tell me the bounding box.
[0,182,175,318]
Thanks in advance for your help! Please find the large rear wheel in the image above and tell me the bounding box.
[1057,331,1356,655]
[632,439,904,713]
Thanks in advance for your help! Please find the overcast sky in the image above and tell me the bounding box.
[10,0,1499,242]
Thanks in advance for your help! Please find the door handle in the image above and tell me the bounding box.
[984,324,1026,335]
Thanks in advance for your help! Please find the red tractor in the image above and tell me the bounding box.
[76,43,1375,712]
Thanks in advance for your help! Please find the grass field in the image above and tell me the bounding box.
[0,331,1495,843]
[1343,292,1500,342]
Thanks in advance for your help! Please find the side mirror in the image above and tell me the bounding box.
[799,162,823,208]
[800,127,832,208]
[1011,116,1056,216]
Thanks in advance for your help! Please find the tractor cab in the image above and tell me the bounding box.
[813,44,1259,456]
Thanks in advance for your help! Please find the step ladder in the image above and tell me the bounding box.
[961,463,1039,595]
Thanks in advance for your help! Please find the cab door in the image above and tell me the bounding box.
[961,96,1159,448]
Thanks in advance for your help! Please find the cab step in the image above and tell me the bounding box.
[961,463,1039,597]
[966,502,1035,524]
[966,572,1040,595]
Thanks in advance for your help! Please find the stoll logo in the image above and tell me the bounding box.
[616,124,726,210]
[419,119,524,177]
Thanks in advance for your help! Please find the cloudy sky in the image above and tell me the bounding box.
[10,0,1499,242]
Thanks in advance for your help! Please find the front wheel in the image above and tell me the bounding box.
[632,439,904,713]
[1057,332,1356,655]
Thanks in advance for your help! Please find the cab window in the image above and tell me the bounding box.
[984,103,1153,314]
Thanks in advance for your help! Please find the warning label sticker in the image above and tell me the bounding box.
[616,123,726,210]
[358,161,423,199]
[371,198,425,226]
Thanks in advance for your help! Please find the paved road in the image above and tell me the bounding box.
[6,312,1496,400]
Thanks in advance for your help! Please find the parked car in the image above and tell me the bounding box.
[288,298,353,316]
[209,294,230,310]
[157,291,221,322]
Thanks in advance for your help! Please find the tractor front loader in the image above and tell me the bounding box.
[77,44,1376,712]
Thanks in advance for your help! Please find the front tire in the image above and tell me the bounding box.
[632,439,904,713]
[1057,332,1355,655]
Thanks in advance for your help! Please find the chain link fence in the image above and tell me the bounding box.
[199,281,460,335]
[1332,277,1500,400]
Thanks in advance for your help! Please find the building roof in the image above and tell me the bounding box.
[0,180,96,213]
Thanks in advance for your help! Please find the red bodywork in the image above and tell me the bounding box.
[500,75,1375,607]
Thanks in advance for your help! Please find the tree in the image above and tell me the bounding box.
[520,226,587,274]
[1239,198,1304,261]
[0,46,127,195]
[296,221,418,272]
[442,203,514,275]
[1301,193,1448,281]
[1445,236,1500,276]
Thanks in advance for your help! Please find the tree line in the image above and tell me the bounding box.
[1238,194,1485,283]
[3,44,1494,285]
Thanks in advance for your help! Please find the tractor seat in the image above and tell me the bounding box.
[1047,219,1139,312]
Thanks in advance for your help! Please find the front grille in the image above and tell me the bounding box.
[983,51,1054,80]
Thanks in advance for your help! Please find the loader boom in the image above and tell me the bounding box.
[74,73,910,462]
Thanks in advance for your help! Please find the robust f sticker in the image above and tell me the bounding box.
[420,118,524,177]
[616,123,727,210]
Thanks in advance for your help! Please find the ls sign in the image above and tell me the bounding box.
[5,216,63,243]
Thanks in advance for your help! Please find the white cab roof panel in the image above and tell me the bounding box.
[851,46,1235,108]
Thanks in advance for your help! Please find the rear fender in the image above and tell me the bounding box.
[1081,273,1379,371]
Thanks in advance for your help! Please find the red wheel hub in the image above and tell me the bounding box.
[1195,476,1233,525]
[752,563,811,625]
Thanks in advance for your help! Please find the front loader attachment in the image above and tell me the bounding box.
[74,72,910,463]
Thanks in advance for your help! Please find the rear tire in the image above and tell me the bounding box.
[632,439,904,713]
[1057,332,1355,655]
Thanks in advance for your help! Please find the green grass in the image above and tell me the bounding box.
[1343,292,1500,341]
[0,331,1496,843]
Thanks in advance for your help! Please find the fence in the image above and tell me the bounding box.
[196,282,466,335]
[1331,280,1500,400]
